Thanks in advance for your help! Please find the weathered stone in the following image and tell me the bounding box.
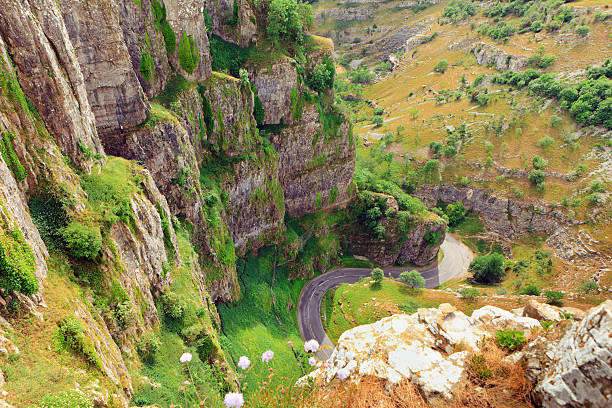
[248,56,298,125]
[523,299,562,322]
[205,0,258,47]
[58,0,149,134]
[471,42,528,72]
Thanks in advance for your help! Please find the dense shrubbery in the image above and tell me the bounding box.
[178,33,199,74]
[349,68,375,85]
[545,290,564,306]
[306,57,335,93]
[434,59,449,73]
[267,0,314,48]
[492,60,612,129]
[56,317,102,369]
[442,0,476,23]
[371,267,383,283]
[209,35,249,77]
[459,287,480,302]
[470,253,505,284]
[0,227,39,296]
[479,21,515,40]
[152,0,175,54]
[496,329,526,351]
[61,221,102,261]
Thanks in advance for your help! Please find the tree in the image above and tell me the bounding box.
[434,59,449,73]
[267,0,313,46]
[399,270,425,289]
[445,201,466,226]
[528,169,545,186]
[469,253,505,284]
[371,268,384,283]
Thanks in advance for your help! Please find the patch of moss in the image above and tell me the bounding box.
[139,52,155,81]
[0,129,26,181]
[0,220,38,296]
[178,33,199,74]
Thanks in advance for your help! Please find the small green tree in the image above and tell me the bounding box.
[469,253,505,284]
[545,290,564,306]
[399,270,425,289]
[371,267,384,283]
[434,59,449,73]
[267,0,313,46]
[445,201,466,226]
[532,156,548,170]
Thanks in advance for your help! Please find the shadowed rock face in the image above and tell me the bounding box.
[205,0,258,47]
[58,0,150,134]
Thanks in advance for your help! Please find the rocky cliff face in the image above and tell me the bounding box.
[471,42,528,72]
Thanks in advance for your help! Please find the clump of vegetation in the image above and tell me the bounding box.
[139,52,155,81]
[398,270,425,289]
[434,59,449,73]
[519,283,541,296]
[496,329,526,351]
[55,317,102,369]
[178,33,199,74]
[38,390,93,408]
[371,267,384,283]
[0,129,27,181]
[0,225,39,296]
[152,0,175,54]
[528,47,556,69]
[349,68,375,85]
[60,221,102,261]
[459,287,480,302]
[137,332,162,363]
[266,0,314,51]
[545,290,564,306]
[306,57,335,93]
[579,280,599,294]
[441,0,476,24]
[469,253,505,284]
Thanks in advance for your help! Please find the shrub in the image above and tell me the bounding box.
[469,253,505,284]
[178,33,199,74]
[520,283,541,296]
[532,156,548,170]
[468,354,492,381]
[160,292,186,321]
[537,136,554,148]
[575,25,590,36]
[0,227,39,296]
[267,0,314,46]
[445,201,466,226]
[459,287,480,302]
[373,107,384,115]
[137,332,161,363]
[372,116,383,127]
[349,69,375,84]
[139,52,155,81]
[528,169,546,187]
[115,300,138,329]
[56,317,102,369]
[307,58,335,93]
[398,270,425,289]
[442,0,476,23]
[61,222,102,261]
[38,390,93,408]
[545,290,564,306]
[371,268,384,283]
[579,280,598,294]
[434,59,449,73]
[495,329,526,351]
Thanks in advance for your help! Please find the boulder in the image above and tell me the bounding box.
[526,300,612,408]
[523,300,563,322]
[472,305,541,335]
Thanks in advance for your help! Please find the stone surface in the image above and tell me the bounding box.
[523,299,563,322]
[58,0,149,134]
[0,0,105,170]
[525,300,612,408]
[471,42,528,72]
[248,56,298,125]
[205,0,258,47]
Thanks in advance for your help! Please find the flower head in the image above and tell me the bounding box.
[287,340,293,347]
[308,357,317,366]
[337,367,349,380]
[237,356,250,370]
[261,350,274,363]
[304,339,320,353]
[223,392,244,408]
[180,352,192,363]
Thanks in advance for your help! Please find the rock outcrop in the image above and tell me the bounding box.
[471,42,528,72]
[299,303,541,404]
[525,300,612,408]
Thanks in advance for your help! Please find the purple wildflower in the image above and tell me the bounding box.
[223,392,244,408]
[261,350,274,363]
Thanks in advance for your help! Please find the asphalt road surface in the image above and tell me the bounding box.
[297,235,473,360]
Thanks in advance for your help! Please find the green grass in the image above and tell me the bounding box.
[217,247,312,395]
[452,212,484,235]
[326,277,457,342]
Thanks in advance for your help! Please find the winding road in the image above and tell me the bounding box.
[297,234,473,360]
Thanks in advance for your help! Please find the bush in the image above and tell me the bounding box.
[160,292,186,321]
[459,287,480,302]
[56,317,102,369]
[115,300,138,329]
[575,25,590,36]
[532,156,548,170]
[528,169,546,187]
[349,69,375,85]
[495,329,526,351]
[38,390,93,408]
[469,253,505,284]
[434,59,449,73]
[520,283,541,296]
[537,136,554,148]
[267,0,313,46]
[139,52,155,81]
[442,0,476,23]
[579,280,598,294]
[306,57,335,93]
[373,107,384,115]
[137,332,161,363]
[0,227,39,296]
[372,116,383,127]
[178,33,199,74]
[545,290,564,306]
[371,267,384,283]
[445,201,466,226]
[61,222,102,261]
[398,270,425,289]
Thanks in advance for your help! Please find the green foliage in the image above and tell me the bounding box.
[306,57,335,93]
[178,33,199,74]
[38,390,93,408]
[156,74,190,105]
[398,270,425,289]
[329,186,339,204]
[160,291,187,323]
[442,0,476,23]
[209,35,249,77]
[61,222,102,261]
[519,283,541,296]
[433,59,449,73]
[56,317,102,369]
[469,253,505,284]
[349,68,375,85]
[545,290,564,306]
[0,225,39,296]
[578,280,598,294]
[373,62,392,72]
[137,332,162,363]
[0,130,27,181]
[202,8,213,33]
[459,287,480,302]
[468,355,492,381]
[528,48,556,69]
[152,0,175,54]
[371,267,384,283]
[444,201,466,227]
[115,300,138,329]
[266,0,314,48]
[197,85,214,137]
[496,329,526,351]
[252,84,265,125]
[532,156,548,170]
[528,169,546,190]
[28,197,68,249]
[575,25,589,36]
[139,52,155,81]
